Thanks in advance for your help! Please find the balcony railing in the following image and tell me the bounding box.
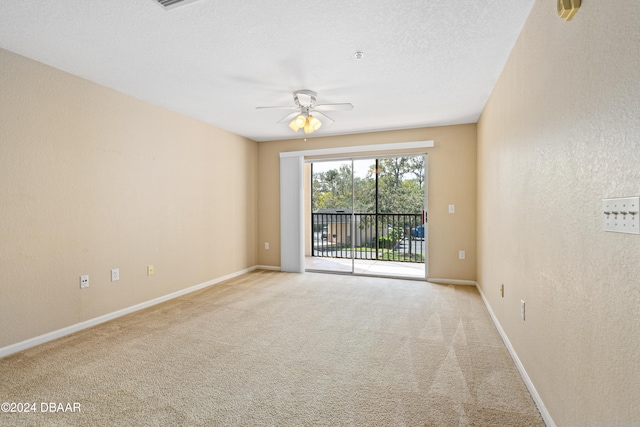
[312,212,425,262]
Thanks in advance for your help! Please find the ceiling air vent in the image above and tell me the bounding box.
[153,0,200,10]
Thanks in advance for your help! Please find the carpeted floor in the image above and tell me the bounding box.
[0,270,544,426]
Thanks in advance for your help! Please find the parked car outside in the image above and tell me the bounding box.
[411,225,425,238]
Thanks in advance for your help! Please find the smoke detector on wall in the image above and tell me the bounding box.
[153,0,200,10]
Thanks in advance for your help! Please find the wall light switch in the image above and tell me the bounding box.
[264,242,270,250]
[147,265,154,276]
[448,204,455,214]
[111,268,119,282]
[520,300,526,321]
[603,197,640,234]
[458,250,465,260]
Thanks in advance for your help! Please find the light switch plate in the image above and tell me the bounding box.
[111,268,119,282]
[603,197,639,234]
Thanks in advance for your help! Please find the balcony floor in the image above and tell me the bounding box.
[305,256,426,279]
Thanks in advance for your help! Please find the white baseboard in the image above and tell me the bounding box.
[427,277,477,286]
[0,266,259,359]
[475,284,555,427]
[255,265,281,271]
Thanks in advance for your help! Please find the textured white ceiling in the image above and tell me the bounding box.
[0,0,535,142]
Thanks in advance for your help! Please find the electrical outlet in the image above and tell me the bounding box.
[147,265,154,276]
[264,242,270,250]
[448,204,455,214]
[458,250,465,260]
[80,275,89,289]
[520,300,526,320]
[111,268,119,282]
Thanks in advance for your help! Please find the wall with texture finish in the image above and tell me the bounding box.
[0,48,258,349]
[477,1,640,424]
[258,125,477,281]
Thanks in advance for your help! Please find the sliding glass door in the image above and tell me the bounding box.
[307,155,427,279]
[310,159,354,273]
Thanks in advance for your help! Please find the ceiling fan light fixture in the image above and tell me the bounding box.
[288,121,300,132]
[289,114,306,132]
[304,115,322,134]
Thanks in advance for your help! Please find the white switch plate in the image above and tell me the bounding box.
[264,242,270,250]
[80,275,89,289]
[520,300,526,320]
[111,268,119,282]
[448,204,455,214]
[603,197,639,234]
[458,250,465,260]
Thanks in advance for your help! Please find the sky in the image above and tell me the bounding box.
[309,158,376,178]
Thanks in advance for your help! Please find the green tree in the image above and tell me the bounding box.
[312,163,353,211]
[376,156,424,214]
[312,156,424,214]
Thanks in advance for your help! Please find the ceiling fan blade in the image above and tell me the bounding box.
[312,110,335,124]
[313,103,354,111]
[256,105,298,110]
[277,111,301,123]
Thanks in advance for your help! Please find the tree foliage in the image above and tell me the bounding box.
[312,156,424,214]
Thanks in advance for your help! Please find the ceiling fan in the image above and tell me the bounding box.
[256,90,354,134]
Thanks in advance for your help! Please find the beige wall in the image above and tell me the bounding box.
[0,48,258,349]
[477,1,640,424]
[258,125,477,280]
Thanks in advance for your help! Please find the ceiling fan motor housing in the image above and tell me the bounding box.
[293,90,317,108]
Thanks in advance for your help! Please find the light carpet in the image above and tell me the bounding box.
[0,270,544,426]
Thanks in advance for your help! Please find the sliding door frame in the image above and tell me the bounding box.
[279,140,434,274]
